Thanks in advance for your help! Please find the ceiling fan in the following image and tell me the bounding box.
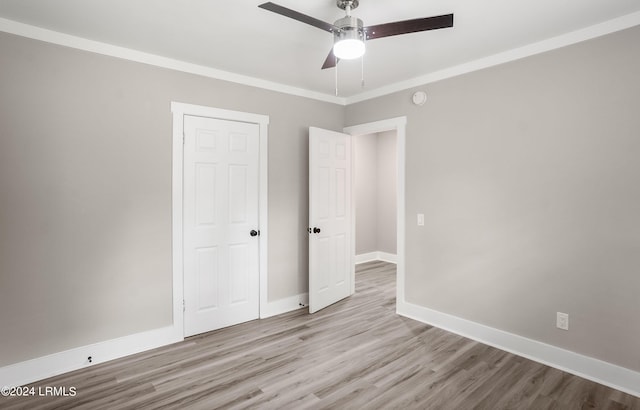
[258,0,454,70]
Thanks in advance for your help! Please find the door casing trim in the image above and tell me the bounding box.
[171,102,269,337]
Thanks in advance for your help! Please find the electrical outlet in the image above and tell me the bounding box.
[556,312,569,331]
[417,213,424,226]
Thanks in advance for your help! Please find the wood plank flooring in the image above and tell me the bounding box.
[2,261,639,409]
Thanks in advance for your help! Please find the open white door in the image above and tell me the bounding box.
[309,127,353,313]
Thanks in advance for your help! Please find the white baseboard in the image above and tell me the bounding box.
[377,252,397,264]
[397,300,640,398]
[355,251,397,264]
[0,293,310,387]
[260,293,309,319]
[0,291,310,387]
[355,252,378,264]
[0,325,183,388]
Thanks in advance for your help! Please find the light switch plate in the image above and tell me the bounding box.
[417,213,424,226]
[557,312,569,331]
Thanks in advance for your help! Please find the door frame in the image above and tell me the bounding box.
[343,116,407,309]
[171,102,269,337]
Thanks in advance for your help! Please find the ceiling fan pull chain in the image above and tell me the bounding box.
[361,36,366,88]
[335,58,339,96]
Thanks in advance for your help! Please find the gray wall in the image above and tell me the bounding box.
[0,32,344,366]
[376,131,397,255]
[354,131,397,256]
[354,134,378,254]
[346,25,640,372]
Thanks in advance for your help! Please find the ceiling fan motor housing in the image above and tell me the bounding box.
[333,15,365,44]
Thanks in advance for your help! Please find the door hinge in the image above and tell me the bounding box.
[182,132,185,145]
[182,299,185,312]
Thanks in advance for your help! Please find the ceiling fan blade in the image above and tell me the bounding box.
[365,14,454,40]
[258,2,337,33]
[321,49,338,70]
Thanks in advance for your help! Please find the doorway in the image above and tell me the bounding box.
[344,117,406,308]
[353,130,398,264]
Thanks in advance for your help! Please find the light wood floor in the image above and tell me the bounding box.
[2,261,639,409]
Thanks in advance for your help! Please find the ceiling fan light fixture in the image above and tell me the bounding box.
[333,15,365,60]
[333,38,365,59]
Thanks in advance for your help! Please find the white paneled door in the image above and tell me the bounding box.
[308,127,353,313]
[183,115,260,337]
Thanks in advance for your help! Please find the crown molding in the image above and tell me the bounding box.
[1,11,639,107]
[0,17,346,106]
[345,11,640,105]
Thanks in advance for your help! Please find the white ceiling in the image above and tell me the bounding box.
[0,0,639,100]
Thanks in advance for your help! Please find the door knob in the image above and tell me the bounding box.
[313,227,321,234]
[250,230,259,237]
